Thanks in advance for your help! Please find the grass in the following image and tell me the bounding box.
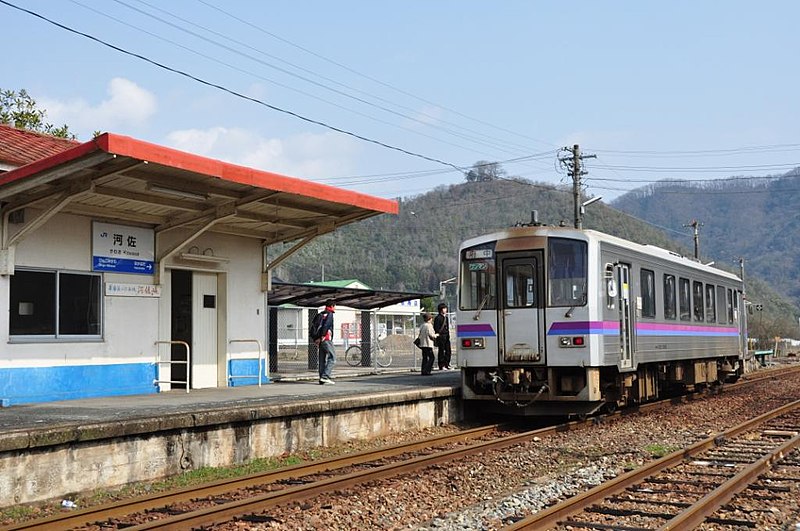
[0,454,307,525]
[643,443,678,458]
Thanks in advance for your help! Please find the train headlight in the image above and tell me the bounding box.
[461,338,485,349]
[559,336,586,348]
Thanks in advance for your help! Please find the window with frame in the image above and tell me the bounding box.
[692,280,704,322]
[727,288,734,323]
[705,284,716,323]
[663,274,676,320]
[716,285,726,324]
[459,244,497,311]
[10,269,102,338]
[679,277,691,321]
[640,268,656,318]
[547,238,588,307]
[505,263,537,308]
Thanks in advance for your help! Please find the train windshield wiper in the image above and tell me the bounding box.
[473,293,490,320]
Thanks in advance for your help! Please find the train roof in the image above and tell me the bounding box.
[460,226,742,282]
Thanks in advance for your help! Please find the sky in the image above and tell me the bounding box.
[2,0,799,202]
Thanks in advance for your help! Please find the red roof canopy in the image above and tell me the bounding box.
[0,131,398,245]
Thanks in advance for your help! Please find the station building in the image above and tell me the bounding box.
[0,125,398,406]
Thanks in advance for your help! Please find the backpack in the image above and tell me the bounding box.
[309,311,327,341]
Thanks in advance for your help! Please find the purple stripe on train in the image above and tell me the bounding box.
[547,321,739,337]
[456,323,497,337]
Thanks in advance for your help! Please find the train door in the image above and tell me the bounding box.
[498,253,544,363]
[616,263,634,369]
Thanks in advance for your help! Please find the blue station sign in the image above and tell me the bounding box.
[92,222,155,275]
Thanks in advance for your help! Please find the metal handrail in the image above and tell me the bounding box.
[154,340,191,393]
[228,338,266,387]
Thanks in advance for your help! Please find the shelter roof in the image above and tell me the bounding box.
[0,124,79,168]
[267,281,433,310]
[0,132,398,245]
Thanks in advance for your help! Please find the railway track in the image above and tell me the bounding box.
[503,399,800,530]
[5,366,800,531]
[3,423,509,531]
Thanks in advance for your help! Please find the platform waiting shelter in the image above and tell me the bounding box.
[0,131,397,406]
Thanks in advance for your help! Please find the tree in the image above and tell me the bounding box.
[0,88,75,139]
[465,160,506,182]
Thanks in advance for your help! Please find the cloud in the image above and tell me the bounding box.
[165,126,359,179]
[38,78,156,135]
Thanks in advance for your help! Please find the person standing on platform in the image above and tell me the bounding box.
[317,300,337,385]
[417,312,438,375]
[433,302,452,370]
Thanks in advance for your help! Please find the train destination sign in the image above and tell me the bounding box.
[92,222,155,275]
[465,249,493,259]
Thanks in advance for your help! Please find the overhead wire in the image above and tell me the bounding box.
[64,0,517,161]
[108,0,536,157]
[0,0,466,172]
[196,0,556,150]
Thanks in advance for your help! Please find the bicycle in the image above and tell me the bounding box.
[345,337,392,367]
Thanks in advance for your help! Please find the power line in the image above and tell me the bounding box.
[104,0,535,157]
[590,143,800,158]
[590,162,800,173]
[65,0,516,161]
[1,0,466,172]
[196,0,556,150]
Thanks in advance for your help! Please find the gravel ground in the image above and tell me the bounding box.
[215,367,800,530]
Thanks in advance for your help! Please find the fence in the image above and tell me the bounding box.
[270,307,429,375]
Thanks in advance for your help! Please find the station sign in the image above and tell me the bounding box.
[92,222,155,275]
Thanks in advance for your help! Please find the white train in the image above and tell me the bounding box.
[456,225,747,416]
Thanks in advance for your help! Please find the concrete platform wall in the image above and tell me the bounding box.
[0,392,461,507]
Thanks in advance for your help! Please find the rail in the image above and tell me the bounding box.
[228,338,266,387]
[153,340,191,393]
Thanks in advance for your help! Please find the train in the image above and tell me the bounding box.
[455,223,747,416]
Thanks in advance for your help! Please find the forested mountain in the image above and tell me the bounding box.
[612,170,800,309]
[270,175,800,339]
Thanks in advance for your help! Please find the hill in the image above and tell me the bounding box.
[611,170,800,309]
[270,177,800,339]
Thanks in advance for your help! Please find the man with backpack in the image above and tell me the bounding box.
[311,300,337,385]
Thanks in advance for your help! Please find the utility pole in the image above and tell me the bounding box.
[558,144,596,229]
[683,219,703,259]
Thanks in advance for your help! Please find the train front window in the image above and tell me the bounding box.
[460,245,497,311]
[548,238,587,307]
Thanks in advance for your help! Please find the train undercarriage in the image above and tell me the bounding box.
[462,357,743,417]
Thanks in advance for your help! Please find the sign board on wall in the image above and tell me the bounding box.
[105,282,161,297]
[92,222,155,274]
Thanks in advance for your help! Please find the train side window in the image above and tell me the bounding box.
[640,268,655,318]
[679,278,691,321]
[705,284,716,322]
[727,288,734,323]
[604,264,616,309]
[692,281,704,322]
[663,274,676,320]
[716,286,726,323]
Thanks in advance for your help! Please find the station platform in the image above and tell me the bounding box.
[0,369,462,507]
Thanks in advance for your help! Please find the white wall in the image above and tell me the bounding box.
[2,211,267,370]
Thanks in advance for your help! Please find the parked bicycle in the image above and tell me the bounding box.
[345,335,392,367]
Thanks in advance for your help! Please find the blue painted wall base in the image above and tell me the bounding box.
[0,363,157,407]
[228,359,271,387]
